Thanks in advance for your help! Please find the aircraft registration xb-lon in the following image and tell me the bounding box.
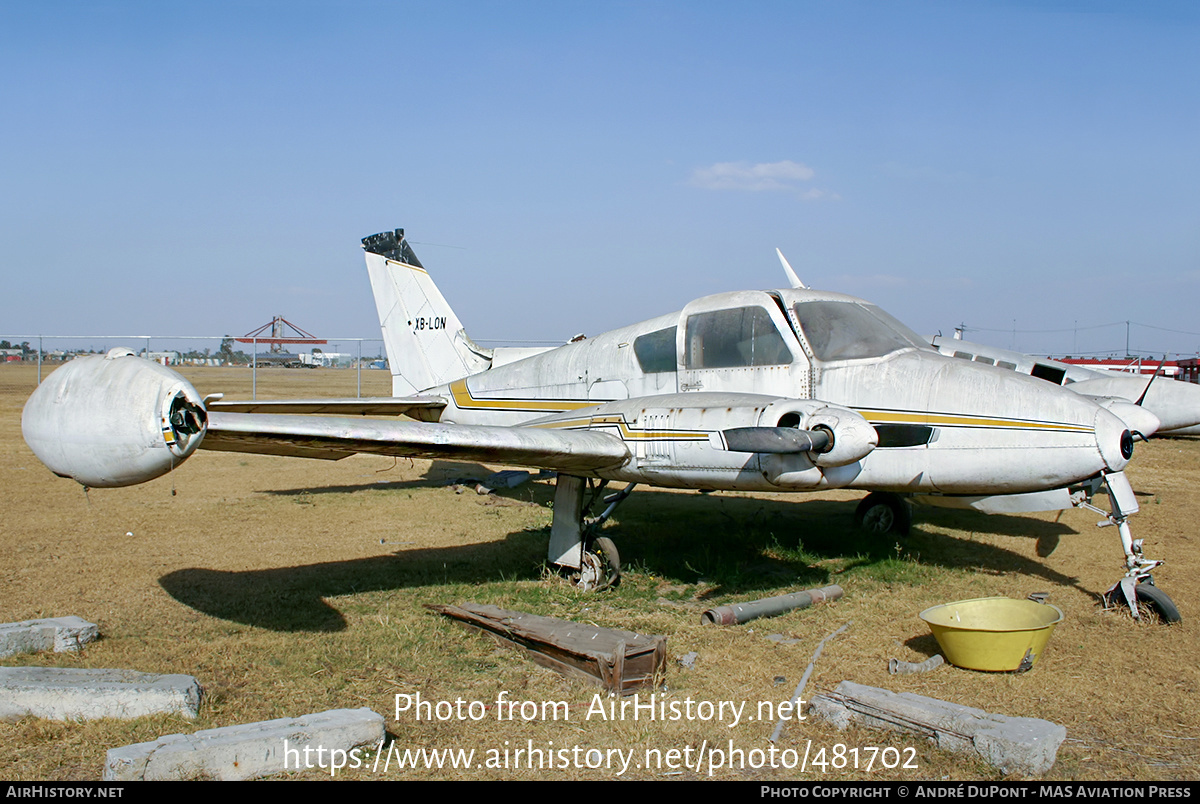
[21,229,1177,621]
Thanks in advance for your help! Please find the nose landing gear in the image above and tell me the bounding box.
[1076,472,1180,624]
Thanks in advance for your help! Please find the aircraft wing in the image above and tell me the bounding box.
[207,396,446,417]
[201,412,631,473]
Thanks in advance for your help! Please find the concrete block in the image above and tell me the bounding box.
[810,680,1066,776]
[104,707,386,781]
[0,667,201,721]
[0,616,98,658]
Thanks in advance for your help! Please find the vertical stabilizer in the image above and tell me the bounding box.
[362,229,492,395]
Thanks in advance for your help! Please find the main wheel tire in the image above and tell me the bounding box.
[1135,582,1182,624]
[854,492,912,537]
[568,552,604,592]
[592,536,621,590]
[569,536,621,592]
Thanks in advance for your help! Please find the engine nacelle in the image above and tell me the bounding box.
[748,399,877,490]
[571,393,877,492]
[756,398,878,468]
[22,349,208,488]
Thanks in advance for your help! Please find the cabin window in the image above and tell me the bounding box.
[685,307,792,369]
[952,351,973,360]
[633,327,677,374]
[973,356,995,365]
[997,361,1017,371]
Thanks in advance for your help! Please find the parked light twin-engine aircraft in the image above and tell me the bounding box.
[21,229,1178,622]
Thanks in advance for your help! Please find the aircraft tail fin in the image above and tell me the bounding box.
[362,229,492,395]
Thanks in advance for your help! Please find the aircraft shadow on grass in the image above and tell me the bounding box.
[158,483,1086,632]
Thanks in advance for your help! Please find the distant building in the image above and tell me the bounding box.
[139,350,181,365]
[1055,357,1183,380]
[251,351,307,368]
[302,351,352,368]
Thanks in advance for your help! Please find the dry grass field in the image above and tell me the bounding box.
[2,363,1197,781]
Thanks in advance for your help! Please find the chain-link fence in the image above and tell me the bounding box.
[1,334,389,397]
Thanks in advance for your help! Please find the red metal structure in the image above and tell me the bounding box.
[234,316,327,354]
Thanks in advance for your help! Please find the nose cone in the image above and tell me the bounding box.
[1093,405,1133,473]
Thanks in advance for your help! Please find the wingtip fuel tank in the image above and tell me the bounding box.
[22,349,208,488]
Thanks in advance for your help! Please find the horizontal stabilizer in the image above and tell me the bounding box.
[202,412,630,473]
[208,396,446,417]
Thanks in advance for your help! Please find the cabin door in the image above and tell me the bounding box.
[677,292,811,400]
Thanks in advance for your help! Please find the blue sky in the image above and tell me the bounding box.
[2,1,1197,358]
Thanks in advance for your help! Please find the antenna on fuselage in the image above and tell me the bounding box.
[776,249,807,289]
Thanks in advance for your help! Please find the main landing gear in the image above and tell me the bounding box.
[854,491,912,537]
[1075,472,1180,625]
[547,475,633,592]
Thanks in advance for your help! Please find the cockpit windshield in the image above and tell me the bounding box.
[793,301,927,361]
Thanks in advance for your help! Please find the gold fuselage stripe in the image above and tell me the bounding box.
[856,408,1093,434]
[450,379,598,413]
[448,381,1095,437]
[527,415,709,441]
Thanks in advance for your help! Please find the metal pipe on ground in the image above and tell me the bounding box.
[702,585,844,626]
[888,654,945,675]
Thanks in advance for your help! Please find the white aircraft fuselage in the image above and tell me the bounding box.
[411,286,1133,497]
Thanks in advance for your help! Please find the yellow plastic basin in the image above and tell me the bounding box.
[918,597,1064,672]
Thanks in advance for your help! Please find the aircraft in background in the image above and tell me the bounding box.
[771,249,1196,439]
[21,230,1177,621]
[926,336,1200,438]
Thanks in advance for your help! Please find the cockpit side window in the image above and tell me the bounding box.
[685,307,792,369]
[793,301,926,361]
[633,327,677,373]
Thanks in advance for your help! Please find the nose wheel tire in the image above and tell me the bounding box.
[1106,581,1181,624]
[854,492,912,537]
